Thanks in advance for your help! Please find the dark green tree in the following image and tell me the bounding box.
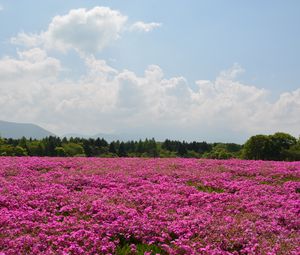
[109,142,117,154]
[118,142,127,157]
[83,140,93,157]
[177,142,187,156]
[243,135,273,160]
[269,132,297,160]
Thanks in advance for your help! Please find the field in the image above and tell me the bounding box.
[0,157,299,255]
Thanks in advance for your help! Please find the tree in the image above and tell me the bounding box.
[109,142,117,154]
[62,143,85,157]
[203,144,233,159]
[27,141,44,156]
[243,133,297,161]
[14,146,28,156]
[282,137,300,161]
[118,142,127,157]
[269,132,297,160]
[36,143,45,156]
[177,143,187,156]
[95,138,108,147]
[55,147,66,157]
[82,140,93,157]
[44,136,61,156]
[242,135,273,160]
[18,137,29,154]
[0,144,15,156]
[136,140,144,155]
[146,138,159,157]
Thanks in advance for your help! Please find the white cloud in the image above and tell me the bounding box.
[1,49,300,142]
[130,21,162,32]
[0,48,61,81]
[11,32,43,48]
[0,5,3,11]
[10,6,161,54]
[4,7,299,142]
[11,7,127,54]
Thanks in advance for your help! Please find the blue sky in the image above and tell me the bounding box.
[1,0,300,93]
[0,1,300,142]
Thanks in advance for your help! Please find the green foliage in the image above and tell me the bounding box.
[27,141,44,156]
[159,149,177,158]
[55,147,66,157]
[145,138,159,157]
[0,144,15,156]
[115,243,166,255]
[109,142,117,154]
[185,150,201,158]
[82,140,93,157]
[203,149,232,159]
[270,132,297,160]
[177,142,187,156]
[202,143,238,159]
[282,143,300,161]
[243,135,274,160]
[0,144,27,156]
[243,133,298,160]
[118,142,127,157]
[0,132,299,160]
[62,143,85,157]
[44,136,61,156]
[18,137,28,149]
[101,152,118,158]
[14,146,28,156]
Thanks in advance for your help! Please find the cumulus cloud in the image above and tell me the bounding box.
[11,7,127,54]
[130,21,162,32]
[3,7,299,142]
[0,48,61,81]
[11,32,43,48]
[1,48,300,142]
[10,6,161,54]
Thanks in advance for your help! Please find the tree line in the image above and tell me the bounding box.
[0,132,299,161]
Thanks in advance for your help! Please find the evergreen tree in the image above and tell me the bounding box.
[109,142,117,154]
[118,142,127,157]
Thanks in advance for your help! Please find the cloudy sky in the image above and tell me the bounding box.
[0,1,300,142]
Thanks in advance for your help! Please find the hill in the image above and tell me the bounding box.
[0,120,55,139]
[63,133,133,142]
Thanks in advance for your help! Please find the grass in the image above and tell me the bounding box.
[114,235,167,255]
[187,181,225,193]
[260,175,300,185]
[115,243,167,255]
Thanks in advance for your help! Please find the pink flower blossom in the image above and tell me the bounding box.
[0,157,299,254]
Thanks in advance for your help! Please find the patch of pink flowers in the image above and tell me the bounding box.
[0,157,299,254]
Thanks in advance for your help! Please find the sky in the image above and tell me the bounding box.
[0,0,300,143]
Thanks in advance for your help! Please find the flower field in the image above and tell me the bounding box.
[0,157,299,255]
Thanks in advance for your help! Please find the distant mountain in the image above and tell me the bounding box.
[62,132,144,142]
[92,133,125,142]
[63,133,92,139]
[0,120,55,139]
[63,133,123,142]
